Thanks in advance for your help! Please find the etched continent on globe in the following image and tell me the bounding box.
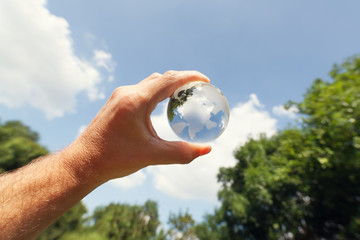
[167,81,230,142]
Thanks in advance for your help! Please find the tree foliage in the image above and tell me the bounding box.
[167,210,197,240]
[90,200,160,240]
[208,56,360,239]
[195,212,229,240]
[38,200,162,240]
[0,120,48,173]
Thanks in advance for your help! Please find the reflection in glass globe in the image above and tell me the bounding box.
[167,81,230,143]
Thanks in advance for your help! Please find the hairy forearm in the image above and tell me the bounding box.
[0,144,102,240]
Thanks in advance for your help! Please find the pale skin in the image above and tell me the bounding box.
[0,71,212,240]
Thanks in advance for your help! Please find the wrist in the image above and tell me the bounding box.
[58,139,106,189]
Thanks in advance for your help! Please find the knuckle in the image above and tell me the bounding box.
[111,86,148,111]
[111,86,124,99]
[163,70,178,79]
[111,86,134,101]
[150,72,162,78]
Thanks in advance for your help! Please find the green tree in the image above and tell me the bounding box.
[167,210,197,240]
[195,212,229,240]
[0,120,48,173]
[91,200,160,240]
[206,56,360,239]
[216,131,309,239]
[292,56,360,239]
[59,231,104,240]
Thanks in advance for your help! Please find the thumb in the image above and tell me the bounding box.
[152,141,212,165]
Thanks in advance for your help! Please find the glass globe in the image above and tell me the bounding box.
[167,81,230,143]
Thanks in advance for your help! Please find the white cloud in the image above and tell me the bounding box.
[272,104,298,119]
[0,0,114,118]
[93,50,116,73]
[110,170,147,189]
[93,50,116,83]
[145,94,277,202]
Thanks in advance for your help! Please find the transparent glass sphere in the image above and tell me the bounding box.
[167,81,230,143]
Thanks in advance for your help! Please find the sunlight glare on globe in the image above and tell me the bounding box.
[167,81,230,143]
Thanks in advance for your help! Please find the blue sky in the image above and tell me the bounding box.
[1,0,360,224]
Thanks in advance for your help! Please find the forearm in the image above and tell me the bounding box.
[0,143,103,240]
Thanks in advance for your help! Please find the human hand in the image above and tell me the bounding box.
[66,71,212,183]
[0,71,212,240]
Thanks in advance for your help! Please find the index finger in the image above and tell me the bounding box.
[145,70,210,105]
